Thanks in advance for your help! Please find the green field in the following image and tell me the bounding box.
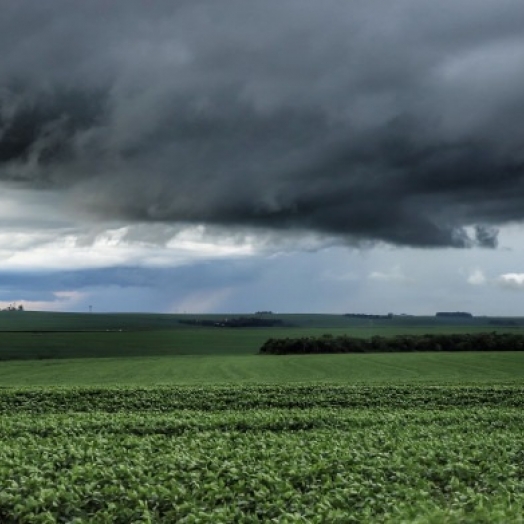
[1,312,524,522]
[1,325,518,361]
[2,311,514,332]
[0,311,521,361]
[0,352,524,386]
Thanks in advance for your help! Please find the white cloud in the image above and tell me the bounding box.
[496,273,524,290]
[166,226,256,258]
[0,224,259,271]
[368,265,414,284]
[467,269,486,285]
[0,290,86,312]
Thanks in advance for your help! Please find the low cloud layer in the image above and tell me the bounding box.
[2,1,524,247]
[496,273,524,290]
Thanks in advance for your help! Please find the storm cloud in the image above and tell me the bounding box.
[2,0,524,247]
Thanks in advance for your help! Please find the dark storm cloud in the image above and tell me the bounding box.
[2,0,524,247]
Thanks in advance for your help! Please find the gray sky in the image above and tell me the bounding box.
[1,0,524,314]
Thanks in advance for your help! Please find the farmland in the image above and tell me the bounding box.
[1,312,524,521]
[2,386,524,522]
[0,311,521,361]
[1,352,524,387]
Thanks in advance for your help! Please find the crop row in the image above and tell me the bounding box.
[1,384,524,414]
[1,406,522,438]
[1,407,524,522]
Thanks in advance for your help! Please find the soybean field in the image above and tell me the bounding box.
[2,385,524,522]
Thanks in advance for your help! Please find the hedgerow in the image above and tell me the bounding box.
[259,332,524,354]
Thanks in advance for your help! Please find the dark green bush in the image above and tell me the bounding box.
[259,332,524,355]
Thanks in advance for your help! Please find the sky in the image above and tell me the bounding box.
[1,0,524,315]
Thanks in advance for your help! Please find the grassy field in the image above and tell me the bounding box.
[0,351,523,386]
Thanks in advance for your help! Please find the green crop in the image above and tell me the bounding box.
[1,385,524,522]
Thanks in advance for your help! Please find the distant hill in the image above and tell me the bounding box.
[0,310,521,333]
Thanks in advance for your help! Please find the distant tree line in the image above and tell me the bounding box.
[435,312,473,318]
[344,313,393,320]
[180,317,283,328]
[489,319,520,326]
[1,304,24,312]
[259,332,524,354]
